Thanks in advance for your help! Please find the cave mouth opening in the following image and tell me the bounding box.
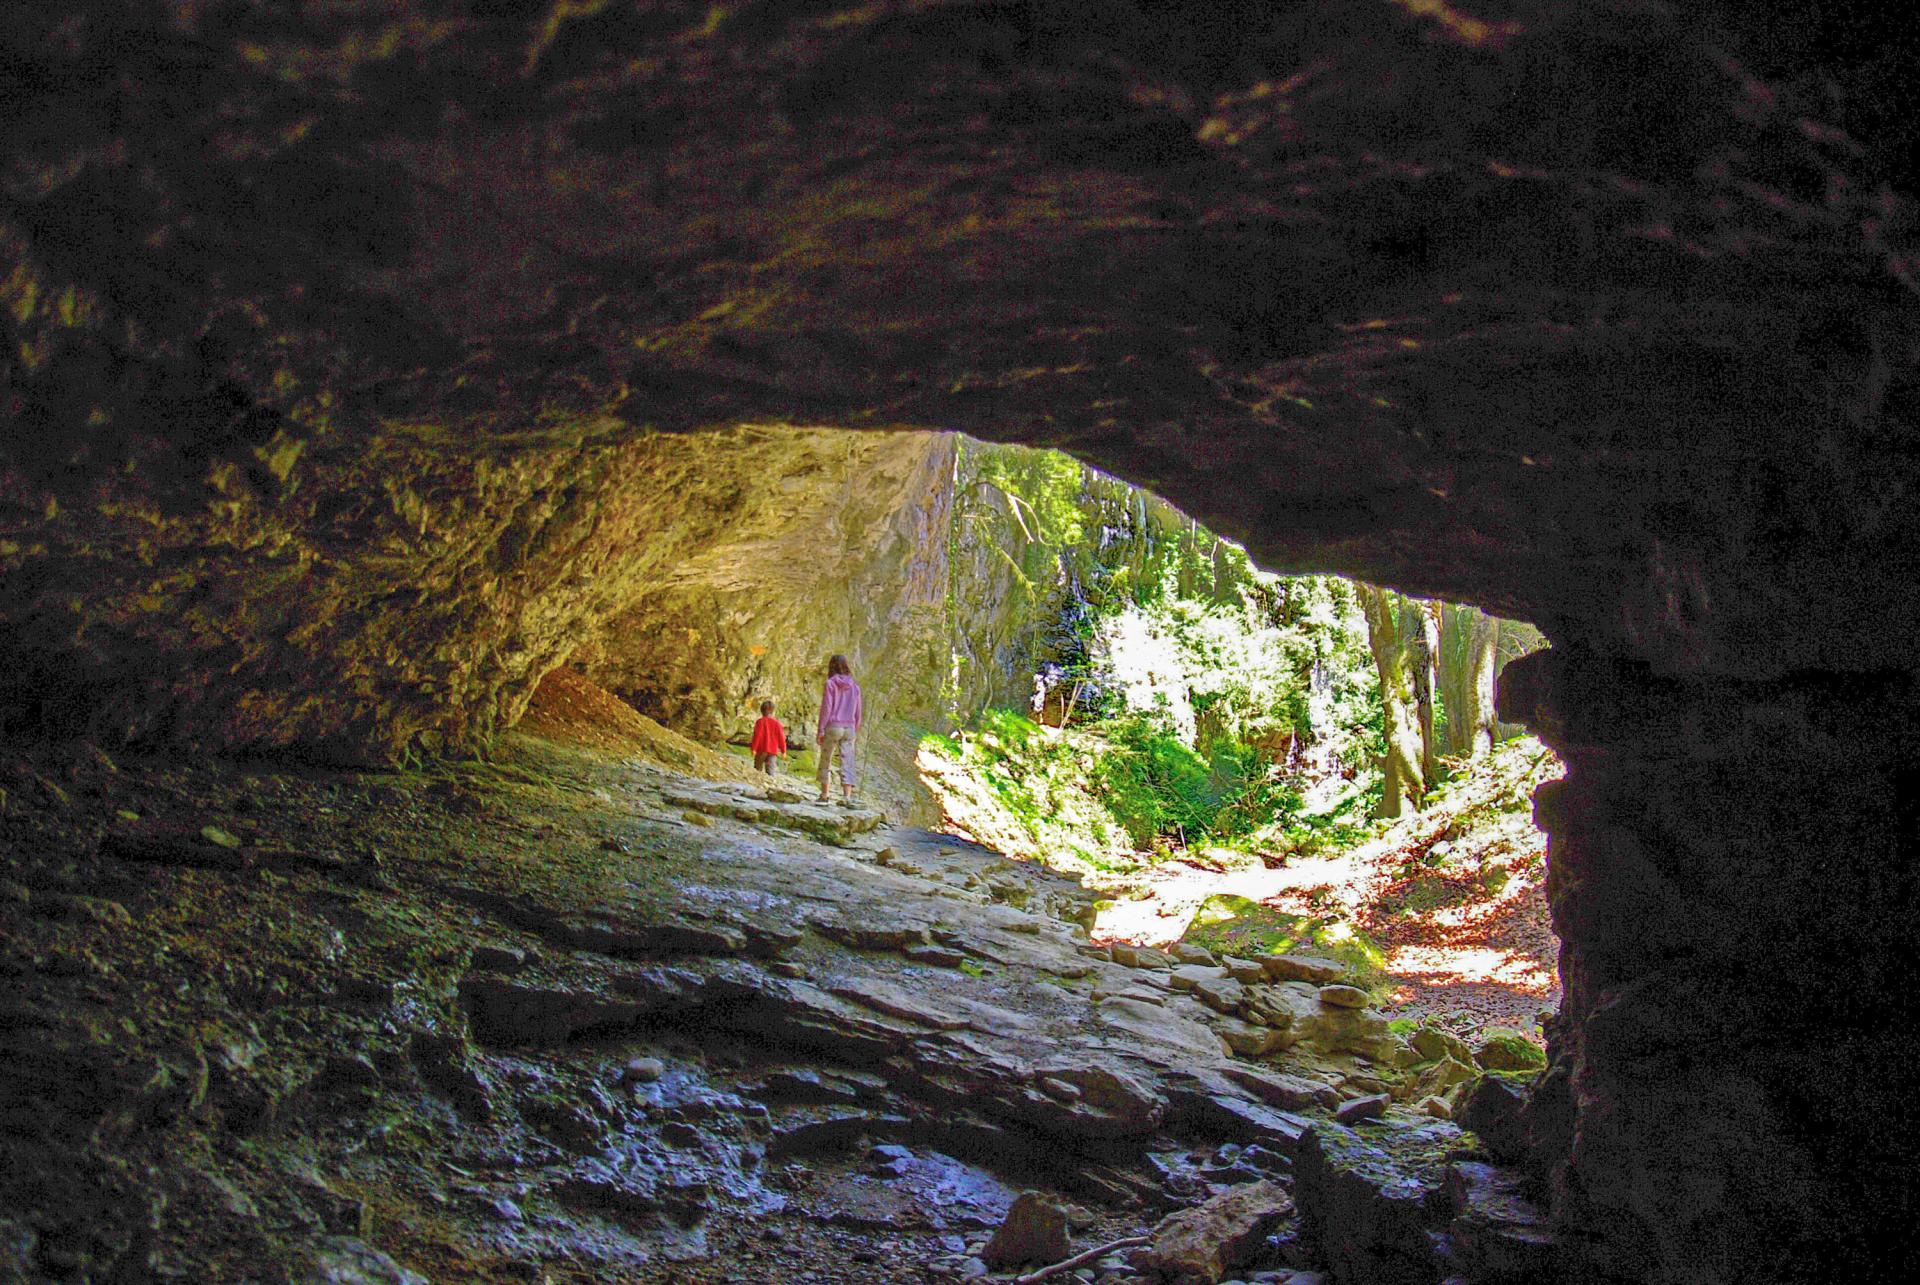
[524,426,1560,1055]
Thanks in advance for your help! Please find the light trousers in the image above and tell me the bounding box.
[817,724,857,788]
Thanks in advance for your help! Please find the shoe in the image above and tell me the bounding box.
[815,794,830,804]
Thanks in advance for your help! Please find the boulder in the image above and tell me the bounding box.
[1170,943,1219,966]
[1296,1004,1401,1064]
[981,1191,1072,1268]
[1027,1061,1168,1137]
[1472,1032,1547,1072]
[1316,984,1370,1009]
[1260,955,1346,985]
[1194,977,1248,1014]
[1240,983,1318,1033]
[1411,1054,1481,1102]
[1111,943,1173,970]
[1220,1065,1340,1112]
[1137,1181,1293,1284]
[620,1057,665,1084]
[1221,956,1267,985]
[1459,1076,1533,1167]
[1209,1015,1289,1059]
[1334,1094,1390,1124]
[1410,1025,1474,1066]
[1293,1119,1460,1285]
[1171,964,1225,992]
[1161,1078,1313,1157]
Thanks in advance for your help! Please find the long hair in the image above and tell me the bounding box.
[827,653,851,677]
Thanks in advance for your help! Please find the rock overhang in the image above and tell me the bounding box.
[4,0,1917,733]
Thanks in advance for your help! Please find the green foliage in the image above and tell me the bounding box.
[971,443,1090,551]
[935,443,1559,890]
[953,441,1383,792]
[1091,718,1302,847]
[929,444,1396,872]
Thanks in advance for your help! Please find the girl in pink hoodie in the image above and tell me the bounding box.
[815,653,863,805]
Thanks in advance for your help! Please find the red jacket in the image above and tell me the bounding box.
[750,716,787,755]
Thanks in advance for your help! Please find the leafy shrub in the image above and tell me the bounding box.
[1086,718,1301,848]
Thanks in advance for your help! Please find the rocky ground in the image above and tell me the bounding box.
[1,704,1558,1285]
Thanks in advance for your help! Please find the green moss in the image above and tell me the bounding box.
[1475,1030,1547,1071]
[1183,893,1388,992]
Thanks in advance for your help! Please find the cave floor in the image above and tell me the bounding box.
[2,733,1484,1284]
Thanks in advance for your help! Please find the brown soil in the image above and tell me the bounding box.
[519,667,762,783]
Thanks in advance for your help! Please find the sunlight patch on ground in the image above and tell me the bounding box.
[1387,944,1555,993]
[1091,855,1272,944]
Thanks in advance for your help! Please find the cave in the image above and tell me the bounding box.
[2,3,1917,1284]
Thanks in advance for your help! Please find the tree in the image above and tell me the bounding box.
[1439,603,1501,758]
[1413,598,1441,787]
[1357,583,1427,818]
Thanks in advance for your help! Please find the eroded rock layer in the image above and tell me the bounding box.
[4,1,1917,710]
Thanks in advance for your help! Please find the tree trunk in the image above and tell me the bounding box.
[1413,598,1441,786]
[1440,603,1501,757]
[1358,583,1425,818]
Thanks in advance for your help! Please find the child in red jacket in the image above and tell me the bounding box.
[749,699,787,775]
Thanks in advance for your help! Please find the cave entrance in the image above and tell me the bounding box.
[531,426,1558,1061]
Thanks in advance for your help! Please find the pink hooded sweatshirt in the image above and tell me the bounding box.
[817,673,863,736]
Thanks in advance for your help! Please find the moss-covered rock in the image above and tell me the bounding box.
[1411,1024,1475,1067]
[1184,894,1386,994]
[1474,1031,1548,1073]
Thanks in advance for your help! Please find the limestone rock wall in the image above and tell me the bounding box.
[570,428,1014,818]
[568,431,1075,820]
[0,421,1020,779]
[0,414,672,760]
[1497,647,1920,1282]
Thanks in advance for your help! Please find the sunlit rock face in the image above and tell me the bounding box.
[0,420,941,762]
[573,431,960,756]
[2,3,1918,1282]
[569,428,1032,818]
